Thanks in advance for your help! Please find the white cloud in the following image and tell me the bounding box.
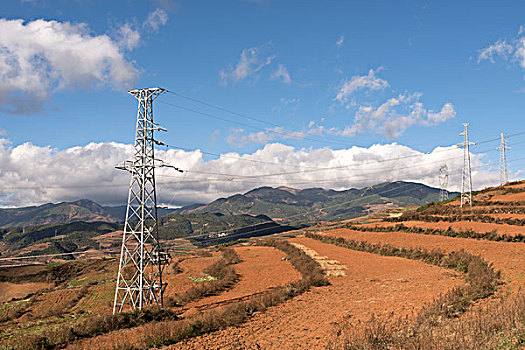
[270,64,292,84]
[116,23,141,50]
[0,18,138,114]
[0,137,499,207]
[143,8,169,32]
[350,94,456,138]
[0,130,6,136]
[333,68,455,138]
[477,26,525,69]
[335,68,389,103]
[225,122,352,147]
[336,35,344,48]
[478,39,513,63]
[219,45,275,85]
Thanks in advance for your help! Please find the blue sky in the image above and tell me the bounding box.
[1,0,525,206]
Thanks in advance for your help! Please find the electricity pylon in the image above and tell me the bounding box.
[113,87,179,314]
[497,133,510,186]
[458,123,475,207]
[439,164,449,202]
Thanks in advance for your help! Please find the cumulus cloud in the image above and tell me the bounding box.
[219,45,276,85]
[335,68,389,103]
[349,93,456,138]
[143,8,169,32]
[333,68,455,138]
[0,137,499,208]
[270,64,292,84]
[0,18,138,114]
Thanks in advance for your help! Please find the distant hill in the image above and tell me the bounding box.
[0,199,176,228]
[181,181,456,224]
[0,181,454,229]
[0,181,455,255]
[0,212,293,257]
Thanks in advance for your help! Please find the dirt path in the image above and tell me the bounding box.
[173,237,464,350]
[290,242,348,276]
[325,228,525,289]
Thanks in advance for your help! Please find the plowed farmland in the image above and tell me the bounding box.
[175,237,464,350]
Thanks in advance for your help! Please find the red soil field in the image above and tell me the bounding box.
[504,183,525,189]
[175,237,464,350]
[164,252,222,297]
[489,192,525,202]
[359,220,525,235]
[324,228,525,289]
[0,282,52,303]
[187,246,302,310]
[485,213,525,220]
[21,288,81,320]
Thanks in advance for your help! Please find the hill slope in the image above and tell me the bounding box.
[182,181,455,223]
[0,200,176,228]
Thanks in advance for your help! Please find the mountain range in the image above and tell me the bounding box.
[178,181,455,224]
[0,181,455,228]
[0,199,175,228]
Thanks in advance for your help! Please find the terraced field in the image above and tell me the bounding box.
[2,181,525,349]
[176,237,464,349]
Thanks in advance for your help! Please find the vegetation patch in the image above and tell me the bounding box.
[345,223,525,243]
[187,276,217,284]
[10,307,179,350]
[386,212,525,227]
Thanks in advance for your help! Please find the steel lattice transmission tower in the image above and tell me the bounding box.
[497,133,510,186]
[113,87,178,313]
[438,164,449,202]
[458,123,475,207]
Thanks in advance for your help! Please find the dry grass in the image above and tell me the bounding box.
[328,292,525,350]
[304,233,510,350]
[10,307,178,350]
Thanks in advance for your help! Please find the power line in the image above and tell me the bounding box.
[164,90,361,148]
[497,133,510,185]
[163,144,321,170]
[160,156,525,242]
[0,143,503,192]
[113,88,169,314]
[1,180,423,260]
[4,155,525,263]
[159,100,357,149]
[458,123,474,207]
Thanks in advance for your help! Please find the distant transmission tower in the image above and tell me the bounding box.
[439,164,449,202]
[458,123,475,207]
[113,87,179,313]
[497,133,510,186]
